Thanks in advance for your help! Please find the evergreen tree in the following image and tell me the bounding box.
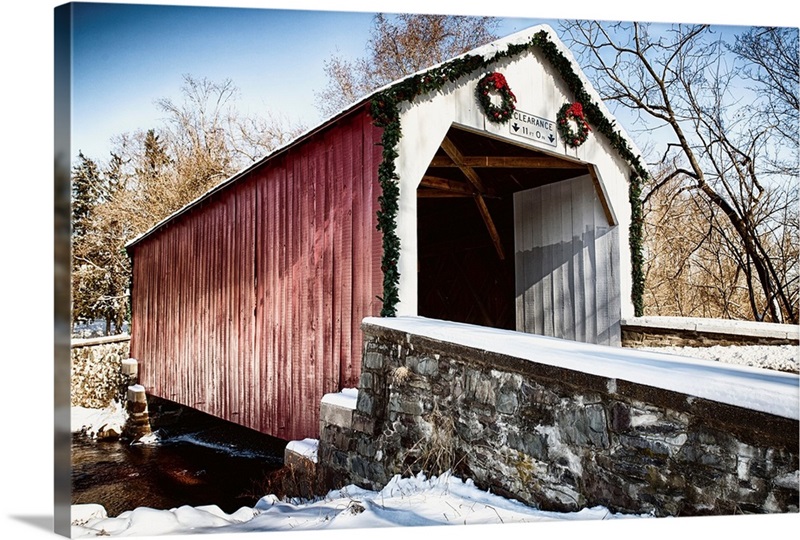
[71,152,131,335]
[71,151,102,240]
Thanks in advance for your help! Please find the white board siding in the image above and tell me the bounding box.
[514,174,622,346]
[393,26,637,319]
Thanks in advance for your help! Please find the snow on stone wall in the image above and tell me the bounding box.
[318,317,799,517]
[622,316,799,348]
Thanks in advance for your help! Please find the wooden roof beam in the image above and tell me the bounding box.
[588,165,617,226]
[439,136,506,260]
[420,175,477,196]
[430,155,586,169]
[474,194,505,261]
[439,137,489,194]
[417,190,473,198]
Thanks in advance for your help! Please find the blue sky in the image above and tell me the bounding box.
[64,1,796,166]
[68,3,561,162]
[70,4,378,159]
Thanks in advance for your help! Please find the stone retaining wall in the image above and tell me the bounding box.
[71,335,131,408]
[318,319,799,517]
[622,317,800,347]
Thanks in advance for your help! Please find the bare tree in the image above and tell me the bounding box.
[233,110,306,162]
[156,75,241,198]
[641,167,797,320]
[315,13,500,116]
[157,75,307,197]
[105,75,308,234]
[731,27,799,152]
[72,76,307,335]
[561,21,799,323]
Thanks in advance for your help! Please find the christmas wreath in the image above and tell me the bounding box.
[476,72,516,123]
[557,102,591,147]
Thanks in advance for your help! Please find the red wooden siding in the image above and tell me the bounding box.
[129,107,384,441]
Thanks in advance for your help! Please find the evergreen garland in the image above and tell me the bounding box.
[628,172,646,317]
[370,29,648,318]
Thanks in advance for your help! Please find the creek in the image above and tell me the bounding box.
[71,397,287,517]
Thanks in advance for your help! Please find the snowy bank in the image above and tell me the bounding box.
[71,471,651,537]
[70,402,652,536]
[71,401,127,438]
[639,344,799,374]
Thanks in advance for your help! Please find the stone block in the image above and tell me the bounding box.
[495,389,519,415]
[610,402,631,433]
[350,455,371,479]
[359,371,374,391]
[356,392,375,416]
[333,431,352,451]
[352,412,376,435]
[560,404,609,448]
[508,431,549,460]
[387,395,423,416]
[416,356,439,376]
[331,450,349,469]
[362,351,385,370]
[285,445,317,472]
[321,401,355,429]
[455,416,485,442]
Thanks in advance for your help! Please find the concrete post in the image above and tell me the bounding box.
[119,358,139,403]
[122,384,152,441]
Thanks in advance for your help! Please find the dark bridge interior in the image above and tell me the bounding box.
[416,125,591,330]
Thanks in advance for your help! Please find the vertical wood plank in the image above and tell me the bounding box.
[560,179,574,341]
[595,192,610,345]
[541,183,554,337]
[513,192,524,331]
[529,188,542,335]
[583,183,597,344]
[571,176,586,343]
[128,108,385,441]
[340,122,354,389]
[608,227,622,346]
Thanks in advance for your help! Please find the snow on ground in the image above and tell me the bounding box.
[72,401,160,444]
[71,401,127,438]
[72,318,129,339]
[71,471,651,537]
[638,344,799,374]
[70,405,651,537]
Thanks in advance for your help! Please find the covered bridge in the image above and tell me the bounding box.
[126,25,648,441]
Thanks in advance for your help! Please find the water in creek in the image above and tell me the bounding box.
[71,396,288,517]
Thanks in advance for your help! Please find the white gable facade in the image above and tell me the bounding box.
[390,26,639,345]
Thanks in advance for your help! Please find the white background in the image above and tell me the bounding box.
[2,1,798,539]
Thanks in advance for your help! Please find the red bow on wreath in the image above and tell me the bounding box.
[557,101,591,148]
[476,72,516,124]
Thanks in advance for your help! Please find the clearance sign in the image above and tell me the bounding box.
[509,110,557,147]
